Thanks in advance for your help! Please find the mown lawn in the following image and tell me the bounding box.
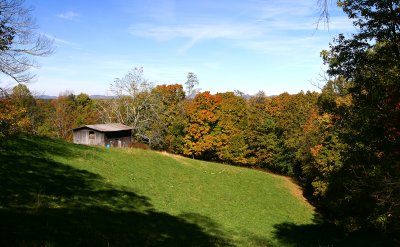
[0,136,390,246]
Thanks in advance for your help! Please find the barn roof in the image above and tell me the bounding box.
[73,123,132,132]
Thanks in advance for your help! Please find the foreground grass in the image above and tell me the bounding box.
[0,136,391,246]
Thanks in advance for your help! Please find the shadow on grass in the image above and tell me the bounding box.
[0,136,232,246]
[272,216,394,247]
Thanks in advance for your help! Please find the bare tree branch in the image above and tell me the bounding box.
[98,67,166,147]
[316,0,331,30]
[0,0,53,85]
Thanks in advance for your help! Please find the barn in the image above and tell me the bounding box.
[72,123,132,147]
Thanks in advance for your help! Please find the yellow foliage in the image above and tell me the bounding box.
[335,94,353,107]
[0,98,31,137]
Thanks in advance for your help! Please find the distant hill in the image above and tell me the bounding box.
[35,95,115,99]
[89,95,115,99]
[36,95,56,99]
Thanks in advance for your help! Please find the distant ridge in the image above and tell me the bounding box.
[36,95,56,99]
[35,94,276,100]
[89,95,115,99]
[35,95,115,100]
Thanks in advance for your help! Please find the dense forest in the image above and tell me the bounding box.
[0,79,320,173]
[1,0,399,242]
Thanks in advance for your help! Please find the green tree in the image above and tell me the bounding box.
[74,93,97,127]
[315,0,400,233]
[151,84,186,151]
[264,92,319,175]
[245,91,281,169]
[0,12,15,52]
[10,84,35,108]
[34,98,55,136]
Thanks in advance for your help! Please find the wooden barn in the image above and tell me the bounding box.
[72,123,132,147]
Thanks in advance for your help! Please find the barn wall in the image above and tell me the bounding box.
[90,131,104,146]
[73,128,132,147]
[95,132,105,146]
[73,130,89,144]
[73,129,105,146]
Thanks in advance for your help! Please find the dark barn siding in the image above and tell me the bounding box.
[72,124,132,147]
[105,130,132,147]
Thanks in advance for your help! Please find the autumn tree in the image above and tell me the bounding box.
[9,84,38,133]
[214,92,249,165]
[29,92,98,140]
[182,91,251,164]
[312,0,400,234]
[0,88,30,137]
[50,92,76,140]
[183,91,221,159]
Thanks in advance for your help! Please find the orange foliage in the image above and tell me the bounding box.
[0,98,31,137]
[310,144,323,157]
[303,108,319,134]
[183,92,221,157]
[153,84,185,107]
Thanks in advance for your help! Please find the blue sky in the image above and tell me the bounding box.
[24,0,354,96]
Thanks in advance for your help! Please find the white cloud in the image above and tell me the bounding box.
[129,22,269,54]
[42,33,79,47]
[128,20,333,56]
[129,23,265,41]
[56,11,79,21]
[127,1,353,54]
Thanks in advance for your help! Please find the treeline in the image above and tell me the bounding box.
[0,75,320,177]
[0,86,97,140]
[0,74,325,180]
[0,65,399,238]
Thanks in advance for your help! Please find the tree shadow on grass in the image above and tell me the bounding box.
[272,216,394,247]
[0,136,232,246]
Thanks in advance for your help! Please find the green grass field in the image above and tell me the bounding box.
[0,136,390,246]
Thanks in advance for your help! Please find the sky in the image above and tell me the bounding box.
[22,0,355,96]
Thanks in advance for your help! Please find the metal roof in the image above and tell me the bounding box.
[73,123,132,132]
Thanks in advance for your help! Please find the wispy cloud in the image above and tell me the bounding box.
[130,22,268,53]
[129,23,265,41]
[129,21,331,55]
[128,0,352,54]
[42,33,79,48]
[56,11,79,21]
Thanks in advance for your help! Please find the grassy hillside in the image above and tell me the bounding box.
[0,136,389,246]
